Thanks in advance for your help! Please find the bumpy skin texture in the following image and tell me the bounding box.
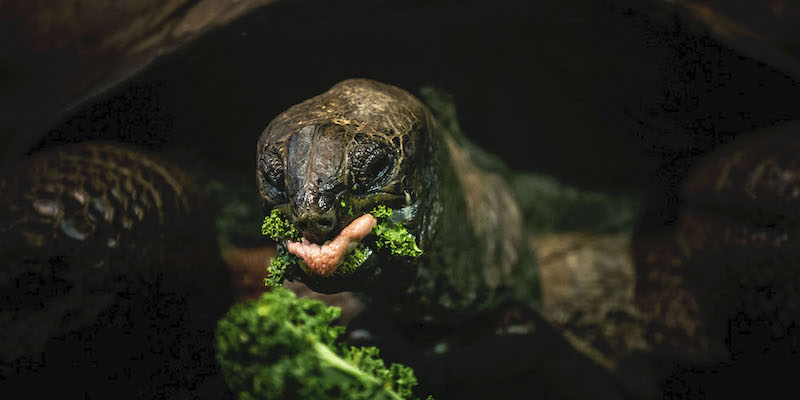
[0,142,195,264]
[257,79,534,323]
[0,142,233,397]
[635,121,800,363]
[0,142,215,304]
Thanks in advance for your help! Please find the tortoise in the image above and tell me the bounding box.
[256,78,538,322]
[0,142,235,398]
[634,121,800,396]
[255,78,800,397]
[0,76,640,398]
[2,73,799,398]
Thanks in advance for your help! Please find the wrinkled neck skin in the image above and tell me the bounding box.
[364,122,536,325]
[257,79,536,325]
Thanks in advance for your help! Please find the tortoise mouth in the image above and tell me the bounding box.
[286,213,377,277]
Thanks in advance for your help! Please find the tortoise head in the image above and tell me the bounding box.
[256,78,436,292]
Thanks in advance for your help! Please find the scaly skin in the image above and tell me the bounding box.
[0,142,232,381]
[0,142,198,272]
[257,79,538,324]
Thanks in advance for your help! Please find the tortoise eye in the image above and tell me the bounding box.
[350,142,394,192]
[258,149,287,202]
[265,152,285,190]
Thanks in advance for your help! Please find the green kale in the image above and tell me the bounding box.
[265,253,293,287]
[261,206,422,287]
[261,210,300,286]
[215,287,432,400]
[336,245,373,276]
[370,206,423,258]
[262,209,301,241]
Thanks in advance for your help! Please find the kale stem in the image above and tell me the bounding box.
[313,343,404,400]
[281,321,404,400]
[286,321,403,400]
[313,342,374,382]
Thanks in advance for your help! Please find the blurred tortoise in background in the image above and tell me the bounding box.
[635,120,800,396]
[0,142,234,398]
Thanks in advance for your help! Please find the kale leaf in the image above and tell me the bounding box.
[215,287,432,400]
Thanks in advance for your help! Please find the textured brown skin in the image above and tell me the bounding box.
[635,121,800,364]
[257,79,430,241]
[0,142,210,288]
[257,79,532,324]
[0,142,232,382]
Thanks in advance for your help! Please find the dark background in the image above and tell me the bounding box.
[5,0,799,234]
[1,0,799,398]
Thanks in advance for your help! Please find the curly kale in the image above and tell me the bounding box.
[215,287,432,400]
[265,253,293,287]
[262,209,302,242]
[336,245,373,276]
[371,206,423,258]
[261,207,422,286]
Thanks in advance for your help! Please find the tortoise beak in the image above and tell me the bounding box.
[291,207,338,244]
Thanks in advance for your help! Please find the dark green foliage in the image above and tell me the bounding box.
[203,178,265,249]
[215,287,431,399]
[512,173,640,234]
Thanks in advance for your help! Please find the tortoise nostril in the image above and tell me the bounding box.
[292,209,338,243]
[295,220,309,231]
[315,218,334,231]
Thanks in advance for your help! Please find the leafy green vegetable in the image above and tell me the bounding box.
[336,245,373,276]
[265,253,293,287]
[215,287,432,400]
[371,206,423,258]
[262,209,301,242]
[261,206,422,286]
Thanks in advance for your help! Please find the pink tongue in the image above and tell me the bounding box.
[286,213,377,277]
